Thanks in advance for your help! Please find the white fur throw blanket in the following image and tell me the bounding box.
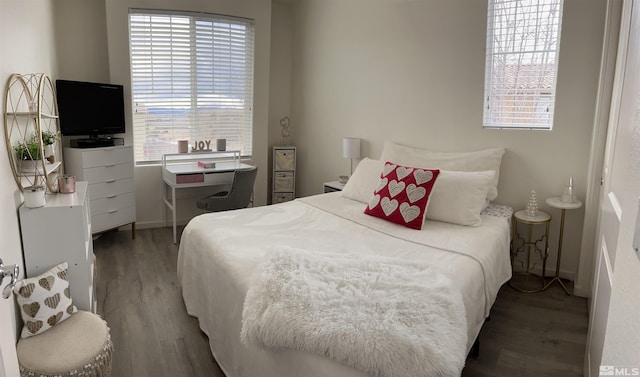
[241,248,467,377]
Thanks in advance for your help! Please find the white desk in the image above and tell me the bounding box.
[161,152,254,243]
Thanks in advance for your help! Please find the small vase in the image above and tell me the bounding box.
[44,144,55,162]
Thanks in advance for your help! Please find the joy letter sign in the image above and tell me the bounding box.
[191,140,213,152]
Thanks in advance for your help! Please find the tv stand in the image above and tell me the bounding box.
[70,138,124,148]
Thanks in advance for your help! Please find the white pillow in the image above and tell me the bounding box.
[341,158,385,203]
[426,170,495,226]
[380,142,505,201]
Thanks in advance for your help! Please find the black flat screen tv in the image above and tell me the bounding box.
[55,80,126,137]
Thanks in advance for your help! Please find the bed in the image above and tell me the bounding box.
[177,142,512,377]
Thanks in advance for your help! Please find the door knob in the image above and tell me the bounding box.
[0,258,20,299]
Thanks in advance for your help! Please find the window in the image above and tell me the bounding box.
[483,0,563,129]
[128,9,255,163]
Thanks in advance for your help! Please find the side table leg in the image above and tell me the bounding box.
[544,208,571,294]
[541,221,550,289]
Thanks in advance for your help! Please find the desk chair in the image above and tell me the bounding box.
[196,166,258,212]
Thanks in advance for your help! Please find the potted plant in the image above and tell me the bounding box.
[13,137,42,171]
[41,130,60,162]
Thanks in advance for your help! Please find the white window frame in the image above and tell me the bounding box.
[483,0,563,130]
[128,9,255,163]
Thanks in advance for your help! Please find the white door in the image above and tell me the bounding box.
[585,0,640,375]
[0,256,19,376]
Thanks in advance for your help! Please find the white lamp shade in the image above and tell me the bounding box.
[342,137,361,159]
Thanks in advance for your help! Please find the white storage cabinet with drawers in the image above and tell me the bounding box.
[64,145,136,236]
[19,182,96,312]
[272,146,296,204]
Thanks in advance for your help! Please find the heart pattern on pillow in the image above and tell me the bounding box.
[375,178,388,193]
[44,293,60,309]
[13,262,78,338]
[406,184,426,203]
[414,170,434,185]
[39,276,54,291]
[396,166,413,180]
[26,321,43,335]
[388,181,405,198]
[365,162,440,230]
[23,302,40,318]
[399,202,421,223]
[47,312,63,327]
[18,283,35,298]
[381,197,399,216]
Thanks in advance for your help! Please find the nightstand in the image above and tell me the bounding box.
[323,181,345,193]
[544,197,583,294]
[510,209,551,293]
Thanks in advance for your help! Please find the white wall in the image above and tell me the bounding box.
[0,1,59,372]
[289,0,607,283]
[268,2,294,202]
[53,0,110,83]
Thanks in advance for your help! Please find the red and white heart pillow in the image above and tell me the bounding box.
[364,162,440,230]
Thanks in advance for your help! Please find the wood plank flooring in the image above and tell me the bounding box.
[94,227,588,377]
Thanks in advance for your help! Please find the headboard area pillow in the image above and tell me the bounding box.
[426,170,495,226]
[379,142,505,201]
[342,158,385,203]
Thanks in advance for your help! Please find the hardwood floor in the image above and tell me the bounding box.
[94,227,588,377]
[94,227,224,377]
[462,283,588,377]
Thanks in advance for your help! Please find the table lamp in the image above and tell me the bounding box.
[342,137,361,176]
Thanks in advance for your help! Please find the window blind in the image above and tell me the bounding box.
[483,0,563,129]
[129,9,255,162]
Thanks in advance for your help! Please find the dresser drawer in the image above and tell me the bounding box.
[81,163,133,184]
[79,146,133,168]
[274,149,295,170]
[274,171,294,192]
[92,205,135,233]
[272,192,294,204]
[88,178,134,200]
[90,192,135,217]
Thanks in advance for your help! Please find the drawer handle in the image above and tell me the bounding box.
[105,164,116,168]
[105,179,116,183]
[108,209,118,214]
[107,195,118,199]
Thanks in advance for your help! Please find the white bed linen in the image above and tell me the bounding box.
[177,192,512,377]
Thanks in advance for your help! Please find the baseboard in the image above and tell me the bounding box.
[573,283,590,298]
[513,265,576,282]
[130,219,192,230]
[585,350,591,377]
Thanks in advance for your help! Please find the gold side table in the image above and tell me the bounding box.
[510,209,551,293]
[544,197,583,295]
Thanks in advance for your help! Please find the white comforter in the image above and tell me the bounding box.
[177,192,512,377]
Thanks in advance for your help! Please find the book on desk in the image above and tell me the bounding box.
[197,161,216,169]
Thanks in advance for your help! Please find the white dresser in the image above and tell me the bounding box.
[19,182,95,312]
[64,145,136,236]
[272,146,296,204]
